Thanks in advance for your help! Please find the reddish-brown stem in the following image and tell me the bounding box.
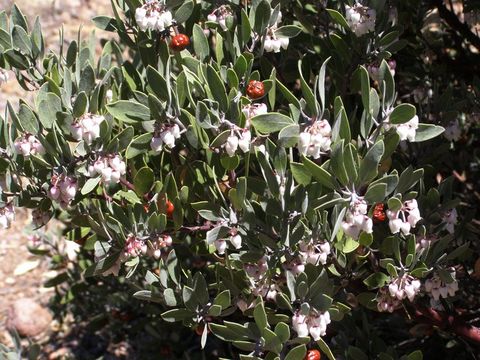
[413,305,480,344]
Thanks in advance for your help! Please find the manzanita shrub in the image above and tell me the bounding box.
[0,0,476,358]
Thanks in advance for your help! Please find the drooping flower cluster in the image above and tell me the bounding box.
[123,233,146,260]
[135,0,173,32]
[48,175,78,208]
[345,3,376,37]
[14,133,45,157]
[223,129,251,157]
[207,5,232,31]
[87,154,127,185]
[242,103,267,127]
[0,69,9,85]
[425,270,459,301]
[70,113,105,144]
[341,195,373,239]
[386,199,421,235]
[214,227,242,254]
[298,239,331,266]
[0,203,15,229]
[298,120,332,159]
[31,208,50,227]
[292,309,331,340]
[144,234,172,259]
[243,256,278,301]
[377,274,421,312]
[264,11,289,52]
[151,124,181,153]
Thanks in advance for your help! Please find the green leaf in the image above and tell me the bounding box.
[253,297,268,332]
[363,272,389,289]
[407,351,423,360]
[364,183,387,203]
[290,162,311,186]
[174,0,194,24]
[298,60,319,116]
[213,290,231,309]
[253,0,271,34]
[278,124,299,147]
[81,177,101,195]
[38,93,62,129]
[250,112,294,134]
[358,141,384,186]
[389,104,416,124]
[206,65,228,112]
[106,100,150,123]
[161,308,194,322]
[302,156,335,189]
[92,16,116,31]
[12,25,31,55]
[134,167,154,195]
[413,124,444,142]
[126,133,152,159]
[275,25,303,38]
[285,345,306,360]
[73,92,88,117]
[193,24,209,61]
[326,9,349,29]
[147,66,170,102]
[17,104,39,134]
[317,337,335,360]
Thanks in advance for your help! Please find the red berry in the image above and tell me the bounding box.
[246,80,265,99]
[170,34,190,51]
[166,200,174,218]
[305,349,321,360]
[373,203,386,222]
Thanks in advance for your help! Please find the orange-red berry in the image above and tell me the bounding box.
[246,80,265,99]
[170,34,190,51]
[373,203,386,222]
[305,349,321,360]
[166,200,174,218]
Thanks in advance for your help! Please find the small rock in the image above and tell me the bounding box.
[13,260,40,276]
[7,298,52,337]
[5,277,15,285]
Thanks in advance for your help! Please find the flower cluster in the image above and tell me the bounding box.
[87,154,126,185]
[425,270,459,301]
[298,120,332,159]
[14,133,45,157]
[214,228,242,254]
[242,103,267,127]
[0,69,8,85]
[207,5,232,31]
[345,3,376,37]
[283,256,306,275]
[292,309,331,340]
[151,124,181,153]
[341,196,373,240]
[135,0,173,32]
[386,199,421,235]
[241,256,278,303]
[298,239,331,266]
[416,234,438,250]
[223,129,251,157]
[0,203,15,229]
[71,113,105,144]
[377,274,421,312]
[264,11,289,53]
[48,175,78,208]
[32,208,50,227]
[144,234,172,259]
